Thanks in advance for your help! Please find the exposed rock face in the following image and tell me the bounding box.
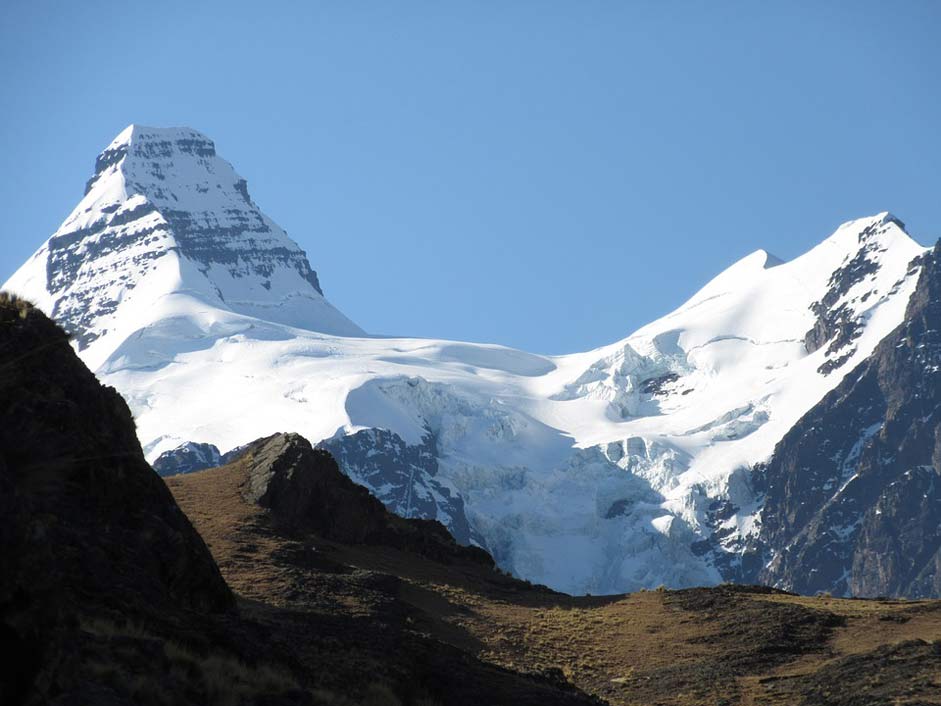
[0,294,235,704]
[153,441,224,476]
[236,433,494,566]
[754,242,941,597]
[154,429,483,545]
[0,294,232,615]
[99,127,323,292]
[318,428,482,546]
[804,215,910,373]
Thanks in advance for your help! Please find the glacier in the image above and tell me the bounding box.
[3,124,928,594]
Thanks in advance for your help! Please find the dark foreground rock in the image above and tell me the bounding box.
[151,427,483,546]
[236,432,495,567]
[0,294,233,616]
[0,294,235,705]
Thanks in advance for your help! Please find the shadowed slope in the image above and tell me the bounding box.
[0,293,232,616]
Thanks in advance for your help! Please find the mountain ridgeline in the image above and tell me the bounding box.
[749,242,941,597]
[4,124,941,598]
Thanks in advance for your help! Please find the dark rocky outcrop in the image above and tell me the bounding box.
[0,294,234,705]
[627,585,846,703]
[753,241,941,596]
[235,433,494,567]
[156,428,483,546]
[639,372,680,395]
[153,441,224,476]
[318,427,482,546]
[803,214,914,375]
[0,294,232,615]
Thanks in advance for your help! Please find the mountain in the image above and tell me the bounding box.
[744,241,941,597]
[5,293,941,706]
[3,124,933,596]
[3,125,361,371]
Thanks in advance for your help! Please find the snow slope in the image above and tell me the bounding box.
[3,125,928,594]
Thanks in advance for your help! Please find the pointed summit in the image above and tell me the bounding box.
[84,125,221,197]
[3,125,363,368]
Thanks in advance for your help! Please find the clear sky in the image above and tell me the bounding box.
[2,1,939,353]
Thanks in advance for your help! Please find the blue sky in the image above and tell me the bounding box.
[2,1,939,353]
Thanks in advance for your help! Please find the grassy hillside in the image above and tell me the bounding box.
[168,458,941,706]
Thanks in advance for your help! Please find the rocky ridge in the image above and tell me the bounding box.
[747,242,941,597]
[234,432,494,566]
[0,293,232,617]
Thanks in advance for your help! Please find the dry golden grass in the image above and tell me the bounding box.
[167,463,941,706]
[165,462,294,602]
[750,592,941,655]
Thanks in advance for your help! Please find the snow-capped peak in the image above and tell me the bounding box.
[3,125,931,597]
[4,124,363,369]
